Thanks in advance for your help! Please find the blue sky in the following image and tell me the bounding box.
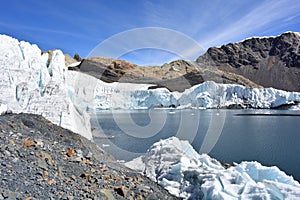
[1,0,299,65]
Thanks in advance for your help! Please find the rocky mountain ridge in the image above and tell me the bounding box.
[197,32,300,91]
[70,57,261,92]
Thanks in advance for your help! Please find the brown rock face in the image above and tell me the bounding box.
[197,32,300,91]
[69,56,137,83]
[69,57,260,92]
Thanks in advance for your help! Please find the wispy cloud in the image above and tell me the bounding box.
[96,0,300,63]
[138,1,259,54]
[0,22,85,38]
[200,0,300,47]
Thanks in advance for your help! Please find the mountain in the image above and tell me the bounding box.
[197,32,300,92]
[71,32,300,92]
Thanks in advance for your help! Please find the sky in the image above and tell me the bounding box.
[1,0,299,65]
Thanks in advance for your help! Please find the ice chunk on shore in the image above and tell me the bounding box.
[126,137,300,200]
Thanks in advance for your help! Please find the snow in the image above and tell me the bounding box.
[0,34,92,140]
[68,71,176,110]
[290,103,300,110]
[67,61,81,67]
[0,104,7,115]
[240,31,299,44]
[125,137,300,200]
[67,70,300,110]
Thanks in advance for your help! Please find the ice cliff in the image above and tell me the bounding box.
[90,80,300,110]
[176,81,300,109]
[71,71,300,110]
[0,35,92,139]
[126,137,300,200]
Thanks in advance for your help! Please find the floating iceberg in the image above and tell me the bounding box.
[290,103,300,110]
[126,137,300,200]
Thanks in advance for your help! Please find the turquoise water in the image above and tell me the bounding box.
[94,109,300,181]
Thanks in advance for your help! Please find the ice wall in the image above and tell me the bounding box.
[91,80,300,110]
[177,81,300,109]
[0,35,92,140]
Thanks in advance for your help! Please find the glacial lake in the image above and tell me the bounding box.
[93,109,300,181]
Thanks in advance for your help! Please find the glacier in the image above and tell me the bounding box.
[77,75,300,110]
[176,82,300,109]
[0,35,92,139]
[125,137,300,200]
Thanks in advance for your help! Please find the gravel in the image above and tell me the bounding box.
[0,113,178,200]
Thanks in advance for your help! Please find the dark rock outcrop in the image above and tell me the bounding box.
[197,32,300,91]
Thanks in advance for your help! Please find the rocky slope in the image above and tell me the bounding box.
[70,57,260,92]
[197,32,300,92]
[0,113,178,199]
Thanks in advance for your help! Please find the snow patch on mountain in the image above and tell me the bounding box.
[126,137,300,200]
